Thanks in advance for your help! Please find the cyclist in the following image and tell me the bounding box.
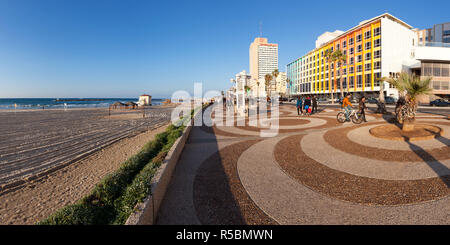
[342,93,353,121]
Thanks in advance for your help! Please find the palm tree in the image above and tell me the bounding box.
[332,49,347,100]
[265,73,273,98]
[272,69,279,96]
[324,49,334,104]
[381,72,433,131]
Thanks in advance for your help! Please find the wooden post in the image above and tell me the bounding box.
[143,106,145,118]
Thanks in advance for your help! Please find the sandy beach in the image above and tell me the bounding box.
[0,106,174,224]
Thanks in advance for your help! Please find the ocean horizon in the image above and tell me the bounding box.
[0,98,166,110]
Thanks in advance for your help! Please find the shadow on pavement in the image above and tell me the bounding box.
[403,136,450,188]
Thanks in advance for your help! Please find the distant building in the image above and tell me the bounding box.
[275,72,287,96]
[416,22,450,46]
[138,94,152,106]
[249,37,279,80]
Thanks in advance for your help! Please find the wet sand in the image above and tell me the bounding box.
[0,106,174,224]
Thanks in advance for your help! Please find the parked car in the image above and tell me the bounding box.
[317,98,328,104]
[430,99,450,107]
[367,98,378,104]
[384,96,397,104]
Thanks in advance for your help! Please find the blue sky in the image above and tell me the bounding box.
[0,0,449,98]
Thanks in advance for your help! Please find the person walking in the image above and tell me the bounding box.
[312,95,318,114]
[304,96,312,115]
[359,96,367,122]
[296,96,303,115]
[342,93,353,121]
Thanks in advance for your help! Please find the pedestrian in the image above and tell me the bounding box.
[304,96,312,115]
[359,96,367,122]
[342,93,353,121]
[296,96,303,115]
[312,95,318,114]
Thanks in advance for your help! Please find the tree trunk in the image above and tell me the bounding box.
[402,119,415,132]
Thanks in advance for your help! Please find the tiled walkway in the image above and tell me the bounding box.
[156,103,450,225]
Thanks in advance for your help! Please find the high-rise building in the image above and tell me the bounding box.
[249,37,278,80]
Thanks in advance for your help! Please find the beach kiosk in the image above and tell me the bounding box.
[138,94,152,106]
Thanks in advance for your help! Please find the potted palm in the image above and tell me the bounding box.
[380,72,432,131]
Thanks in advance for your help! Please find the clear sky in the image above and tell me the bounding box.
[0,0,449,98]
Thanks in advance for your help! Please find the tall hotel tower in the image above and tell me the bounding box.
[249,37,279,80]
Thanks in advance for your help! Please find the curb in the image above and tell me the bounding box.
[125,104,206,225]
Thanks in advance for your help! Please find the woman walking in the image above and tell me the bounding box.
[296,96,303,115]
[359,96,368,122]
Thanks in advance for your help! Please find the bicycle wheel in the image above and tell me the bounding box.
[336,112,346,123]
[352,112,363,124]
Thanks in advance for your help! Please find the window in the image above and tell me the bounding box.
[349,47,354,55]
[337,44,340,50]
[374,50,381,59]
[374,72,381,86]
[349,38,354,45]
[365,42,371,50]
[433,64,441,76]
[365,30,371,39]
[365,63,371,70]
[374,27,381,36]
[357,65,362,72]
[349,76,354,88]
[432,81,440,90]
[331,47,334,52]
[423,63,432,76]
[357,55,362,62]
[365,74,371,87]
[350,57,354,64]
[344,50,347,56]
[343,41,347,48]
[349,66,354,74]
[343,68,347,75]
[357,45,362,52]
[374,39,381,47]
[356,34,362,42]
[357,75,362,87]
[374,61,381,69]
[365,53,371,61]
[442,64,449,77]
[343,77,347,89]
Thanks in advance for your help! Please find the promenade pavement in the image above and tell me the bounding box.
[156,103,449,225]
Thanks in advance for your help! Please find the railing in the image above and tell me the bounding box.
[417,42,450,48]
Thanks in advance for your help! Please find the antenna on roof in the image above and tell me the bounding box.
[259,20,263,37]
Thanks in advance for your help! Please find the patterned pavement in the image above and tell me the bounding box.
[156,103,450,225]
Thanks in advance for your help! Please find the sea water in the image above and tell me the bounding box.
[0,98,165,110]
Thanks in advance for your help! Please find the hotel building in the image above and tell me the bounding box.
[286,13,450,101]
[249,37,279,80]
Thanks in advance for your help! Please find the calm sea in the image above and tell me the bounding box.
[0,98,165,110]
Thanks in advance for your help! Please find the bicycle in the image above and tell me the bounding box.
[336,107,363,124]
